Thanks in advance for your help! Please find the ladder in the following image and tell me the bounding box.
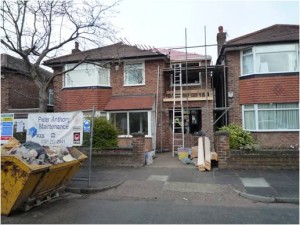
[172,64,185,157]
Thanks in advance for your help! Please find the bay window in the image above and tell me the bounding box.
[64,63,110,88]
[241,44,298,75]
[243,103,299,131]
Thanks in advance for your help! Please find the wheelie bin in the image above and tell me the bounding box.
[1,147,87,215]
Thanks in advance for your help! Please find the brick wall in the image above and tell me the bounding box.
[215,131,299,169]
[226,51,242,125]
[1,73,39,111]
[118,136,153,151]
[61,88,112,111]
[82,133,146,167]
[251,132,299,149]
[240,74,299,104]
[1,76,9,112]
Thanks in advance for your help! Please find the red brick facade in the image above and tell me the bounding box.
[112,60,166,96]
[240,75,299,104]
[226,51,242,126]
[61,88,112,111]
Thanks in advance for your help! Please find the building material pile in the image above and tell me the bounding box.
[1,137,76,165]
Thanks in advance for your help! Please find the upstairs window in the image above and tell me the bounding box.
[241,44,298,76]
[64,63,110,88]
[124,62,145,86]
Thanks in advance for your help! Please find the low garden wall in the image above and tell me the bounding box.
[215,131,299,169]
[79,133,146,168]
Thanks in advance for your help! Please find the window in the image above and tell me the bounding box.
[241,44,298,75]
[124,63,145,86]
[48,89,54,105]
[242,49,254,75]
[171,63,202,86]
[64,63,110,88]
[110,111,150,136]
[243,103,299,131]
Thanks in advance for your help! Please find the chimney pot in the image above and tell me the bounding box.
[218,26,223,33]
[72,41,81,54]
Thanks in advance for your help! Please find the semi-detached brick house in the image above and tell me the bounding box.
[43,42,213,152]
[215,24,299,149]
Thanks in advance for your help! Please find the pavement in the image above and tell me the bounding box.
[66,152,299,204]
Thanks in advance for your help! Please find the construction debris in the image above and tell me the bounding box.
[1,138,75,165]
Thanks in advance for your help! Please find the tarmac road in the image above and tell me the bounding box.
[1,191,299,224]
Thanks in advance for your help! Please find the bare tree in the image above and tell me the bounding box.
[1,0,119,112]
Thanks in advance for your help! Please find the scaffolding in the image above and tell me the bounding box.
[158,26,229,154]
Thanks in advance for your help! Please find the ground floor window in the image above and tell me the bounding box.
[169,109,202,134]
[243,103,299,131]
[109,111,150,136]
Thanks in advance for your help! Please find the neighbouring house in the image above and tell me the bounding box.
[215,24,299,149]
[43,42,214,152]
[1,53,54,115]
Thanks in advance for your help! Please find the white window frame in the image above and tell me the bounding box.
[48,89,54,105]
[63,63,110,88]
[123,62,145,86]
[242,103,300,132]
[240,44,299,76]
[108,110,152,137]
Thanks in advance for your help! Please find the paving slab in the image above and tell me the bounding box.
[240,178,270,187]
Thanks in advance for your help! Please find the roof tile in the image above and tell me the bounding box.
[226,24,299,46]
[44,42,167,66]
[104,95,155,111]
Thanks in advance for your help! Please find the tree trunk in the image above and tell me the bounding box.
[39,86,48,112]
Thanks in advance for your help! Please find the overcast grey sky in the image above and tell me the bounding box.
[112,0,299,63]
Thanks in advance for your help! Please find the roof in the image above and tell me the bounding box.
[1,53,52,78]
[104,95,155,111]
[44,42,168,67]
[226,24,299,46]
[157,48,211,62]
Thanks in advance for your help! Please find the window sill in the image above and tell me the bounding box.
[240,72,299,79]
[62,86,112,90]
[245,129,299,132]
[117,135,152,138]
[123,84,145,87]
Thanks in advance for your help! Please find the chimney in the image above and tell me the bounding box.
[217,26,227,55]
[72,41,81,54]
